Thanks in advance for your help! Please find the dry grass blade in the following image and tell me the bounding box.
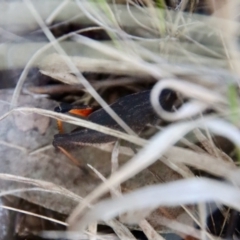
[156,216,219,240]
[40,70,82,85]
[68,117,240,229]
[27,78,154,95]
[152,79,227,103]
[23,0,136,136]
[165,146,236,179]
[0,140,27,153]
[88,222,97,240]
[193,128,235,164]
[38,52,238,89]
[150,79,227,121]
[0,187,56,197]
[29,144,53,155]
[0,107,146,146]
[10,26,103,107]
[45,0,70,25]
[211,0,240,80]
[3,0,240,239]
[111,141,120,175]
[107,219,137,240]
[138,219,166,240]
[39,53,158,77]
[69,178,240,231]
[111,141,121,197]
[72,34,170,79]
[1,205,67,226]
[198,203,208,240]
[87,163,135,240]
[41,231,120,240]
[0,173,82,202]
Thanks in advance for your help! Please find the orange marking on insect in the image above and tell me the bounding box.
[57,120,64,134]
[69,108,93,117]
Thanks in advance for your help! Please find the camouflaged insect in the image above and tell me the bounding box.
[53,90,177,148]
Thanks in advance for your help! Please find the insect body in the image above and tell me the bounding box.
[53,89,177,149]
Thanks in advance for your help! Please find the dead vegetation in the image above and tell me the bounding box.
[1,0,240,239]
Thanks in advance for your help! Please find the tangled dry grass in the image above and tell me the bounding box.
[1,0,240,239]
